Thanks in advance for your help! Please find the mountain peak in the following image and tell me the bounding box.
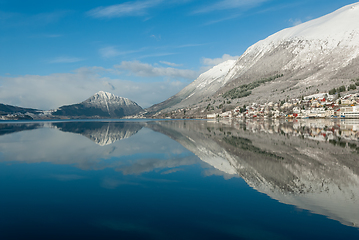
[93,91,117,100]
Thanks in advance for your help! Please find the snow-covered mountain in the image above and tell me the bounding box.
[148,2,359,117]
[52,91,143,118]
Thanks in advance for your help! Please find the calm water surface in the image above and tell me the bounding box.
[1,119,359,239]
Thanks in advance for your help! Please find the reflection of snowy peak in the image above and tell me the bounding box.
[52,91,143,118]
[85,124,142,146]
[51,122,143,146]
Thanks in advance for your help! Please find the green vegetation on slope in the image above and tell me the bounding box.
[223,74,283,99]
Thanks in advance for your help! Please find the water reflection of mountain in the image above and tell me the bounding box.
[148,120,359,228]
[147,121,238,176]
[51,122,143,146]
[0,123,42,136]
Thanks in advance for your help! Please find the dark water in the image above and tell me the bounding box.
[1,119,359,240]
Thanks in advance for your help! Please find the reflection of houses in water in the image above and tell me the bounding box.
[227,118,359,145]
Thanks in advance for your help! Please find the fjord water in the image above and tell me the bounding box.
[1,120,359,239]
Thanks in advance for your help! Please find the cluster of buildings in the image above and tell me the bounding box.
[208,93,359,119]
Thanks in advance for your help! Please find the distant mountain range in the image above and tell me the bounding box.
[0,103,42,120]
[146,2,359,118]
[0,91,143,120]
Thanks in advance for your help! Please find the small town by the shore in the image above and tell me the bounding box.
[208,89,359,120]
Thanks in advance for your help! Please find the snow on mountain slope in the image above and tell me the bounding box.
[84,91,137,109]
[177,60,236,105]
[225,2,359,83]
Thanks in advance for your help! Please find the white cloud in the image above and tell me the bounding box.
[0,67,188,109]
[289,18,302,26]
[202,54,239,66]
[115,60,198,79]
[150,34,161,40]
[159,61,183,67]
[194,0,269,14]
[99,46,121,58]
[87,0,163,18]
[49,57,84,63]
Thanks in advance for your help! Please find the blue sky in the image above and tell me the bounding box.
[0,0,357,109]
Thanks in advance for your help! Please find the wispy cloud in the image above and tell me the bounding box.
[49,57,84,63]
[44,34,63,38]
[49,174,86,181]
[28,33,63,39]
[138,52,175,59]
[175,43,205,48]
[288,16,312,27]
[202,54,239,66]
[87,0,163,18]
[99,46,145,58]
[194,0,269,14]
[0,10,70,28]
[150,34,161,40]
[160,61,183,67]
[289,18,302,26]
[161,168,184,175]
[203,13,241,25]
[115,60,198,79]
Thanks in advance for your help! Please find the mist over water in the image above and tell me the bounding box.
[1,119,359,239]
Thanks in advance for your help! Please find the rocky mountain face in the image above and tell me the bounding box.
[148,2,359,118]
[51,91,143,118]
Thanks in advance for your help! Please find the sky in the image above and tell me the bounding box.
[0,0,358,110]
